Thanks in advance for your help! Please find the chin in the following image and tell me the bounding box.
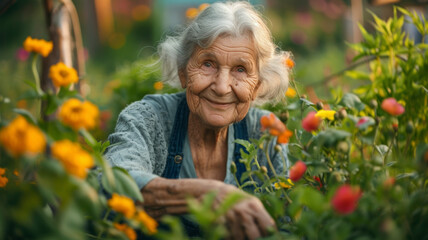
[202,115,235,129]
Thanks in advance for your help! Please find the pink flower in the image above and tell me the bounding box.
[16,48,30,61]
[302,112,320,132]
[331,185,362,215]
[289,161,307,182]
[356,117,369,127]
[381,98,405,116]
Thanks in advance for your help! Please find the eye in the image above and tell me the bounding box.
[203,61,213,68]
[236,66,246,73]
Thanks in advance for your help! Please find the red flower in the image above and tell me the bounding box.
[289,161,307,181]
[313,176,323,190]
[383,177,395,189]
[302,111,320,132]
[381,98,405,116]
[331,185,362,215]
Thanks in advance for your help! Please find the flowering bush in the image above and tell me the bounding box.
[177,7,428,240]
[0,37,158,239]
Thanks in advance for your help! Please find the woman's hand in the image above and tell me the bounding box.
[224,195,275,240]
[139,177,275,239]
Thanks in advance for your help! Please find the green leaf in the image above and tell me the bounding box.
[315,129,351,148]
[240,181,258,189]
[345,70,371,81]
[216,192,246,216]
[339,93,366,111]
[101,167,143,201]
[13,108,37,125]
[298,187,326,214]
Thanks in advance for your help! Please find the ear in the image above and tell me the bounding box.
[251,79,262,100]
[178,70,187,88]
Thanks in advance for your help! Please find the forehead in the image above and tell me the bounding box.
[196,35,258,61]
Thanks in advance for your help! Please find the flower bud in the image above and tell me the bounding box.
[338,109,347,120]
[392,122,398,131]
[279,111,289,123]
[316,102,324,110]
[375,117,381,125]
[258,143,264,150]
[230,161,237,174]
[301,94,307,99]
[406,122,413,134]
[369,99,378,109]
[260,166,268,174]
[274,145,282,152]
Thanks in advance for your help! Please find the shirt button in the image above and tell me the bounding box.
[174,155,183,164]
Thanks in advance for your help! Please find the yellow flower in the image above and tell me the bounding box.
[114,223,137,240]
[108,193,136,218]
[285,87,297,98]
[49,62,79,87]
[51,140,94,179]
[0,168,8,188]
[58,98,99,130]
[23,36,53,57]
[185,7,199,19]
[135,209,158,235]
[153,81,164,91]
[315,110,336,121]
[274,179,294,189]
[0,116,46,157]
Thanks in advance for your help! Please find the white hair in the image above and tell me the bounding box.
[157,1,292,105]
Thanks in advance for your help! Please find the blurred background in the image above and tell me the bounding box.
[0,0,427,139]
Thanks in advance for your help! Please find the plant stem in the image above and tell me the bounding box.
[97,209,111,239]
[31,54,44,96]
[264,143,292,203]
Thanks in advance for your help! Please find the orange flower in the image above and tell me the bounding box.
[49,62,79,87]
[153,81,164,91]
[0,168,8,188]
[277,129,293,144]
[135,209,158,235]
[284,58,295,69]
[0,116,46,157]
[114,223,137,240]
[51,140,94,179]
[58,98,99,130]
[260,113,293,144]
[108,193,136,218]
[199,3,210,11]
[23,36,53,57]
[185,8,199,19]
[261,113,286,134]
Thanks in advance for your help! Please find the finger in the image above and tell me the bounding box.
[238,209,261,240]
[248,200,276,236]
[226,209,244,240]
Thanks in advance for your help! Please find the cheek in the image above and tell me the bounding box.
[233,76,259,102]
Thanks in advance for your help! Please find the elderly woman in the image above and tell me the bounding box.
[105,1,291,239]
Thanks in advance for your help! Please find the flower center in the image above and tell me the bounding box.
[59,70,69,78]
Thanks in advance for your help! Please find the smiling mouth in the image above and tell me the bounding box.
[203,98,234,109]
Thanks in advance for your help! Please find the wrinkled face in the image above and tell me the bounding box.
[180,34,260,129]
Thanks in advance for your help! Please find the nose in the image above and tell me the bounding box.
[212,68,232,95]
